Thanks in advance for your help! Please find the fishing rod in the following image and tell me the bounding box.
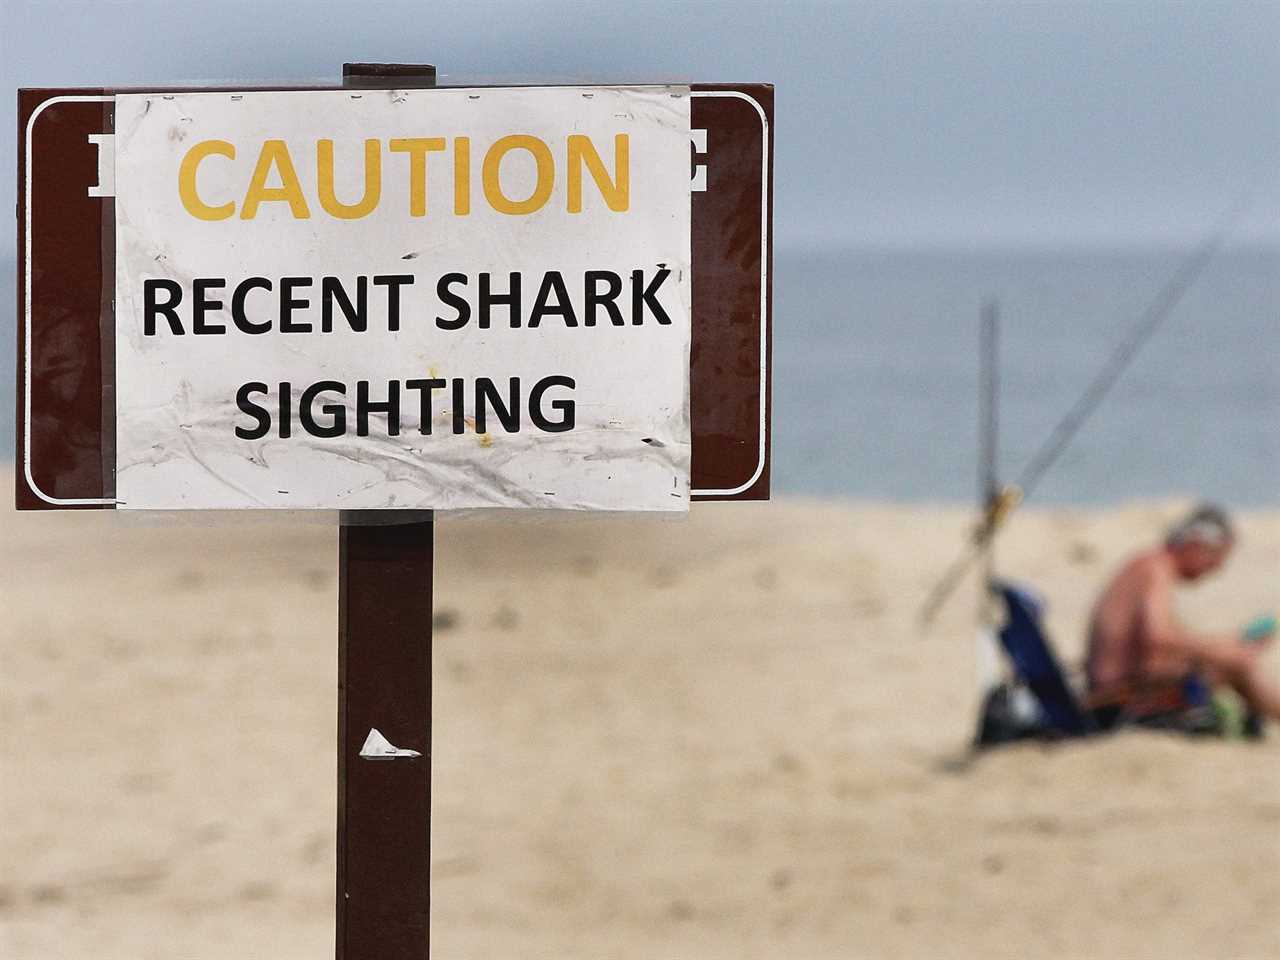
[978,299,1000,621]
[919,186,1264,626]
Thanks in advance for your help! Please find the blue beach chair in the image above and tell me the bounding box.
[973,582,1094,746]
[993,582,1095,737]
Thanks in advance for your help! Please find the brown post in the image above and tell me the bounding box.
[335,63,437,960]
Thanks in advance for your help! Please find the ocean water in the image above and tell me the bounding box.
[3,247,1276,505]
[773,247,1278,506]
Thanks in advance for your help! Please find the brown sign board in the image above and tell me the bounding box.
[15,83,771,509]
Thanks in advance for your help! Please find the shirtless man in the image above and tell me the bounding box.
[1085,504,1280,722]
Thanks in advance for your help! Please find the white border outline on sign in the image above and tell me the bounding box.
[23,94,118,506]
[688,89,770,498]
[24,90,769,505]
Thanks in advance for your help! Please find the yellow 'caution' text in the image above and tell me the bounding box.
[177,135,630,221]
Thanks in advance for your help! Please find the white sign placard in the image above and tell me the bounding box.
[113,86,691,511]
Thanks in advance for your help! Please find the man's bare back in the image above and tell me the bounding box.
[1086,549,1188,692]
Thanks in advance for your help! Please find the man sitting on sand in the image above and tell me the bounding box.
[1085,504,1279,727]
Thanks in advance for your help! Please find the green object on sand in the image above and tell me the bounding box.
[1213,692,1248,738]
[1242,614,1277,644]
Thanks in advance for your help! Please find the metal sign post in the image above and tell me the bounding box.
[337,512,434,960]
[334,60,437,960]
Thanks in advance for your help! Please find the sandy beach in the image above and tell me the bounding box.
[2,471,1277,959]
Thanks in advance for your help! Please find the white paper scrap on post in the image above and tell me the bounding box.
[112,86,692,511]
[359,728,421,759]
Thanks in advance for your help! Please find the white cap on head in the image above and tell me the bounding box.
[1167,504,1234,549]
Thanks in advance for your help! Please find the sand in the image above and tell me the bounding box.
[2,471,1277,959]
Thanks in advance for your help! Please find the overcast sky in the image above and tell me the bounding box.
[2,0,1277,255]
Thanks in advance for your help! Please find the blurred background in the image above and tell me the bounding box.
[2,2,1277,958]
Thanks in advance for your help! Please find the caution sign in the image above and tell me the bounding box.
[112,87,691,510]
